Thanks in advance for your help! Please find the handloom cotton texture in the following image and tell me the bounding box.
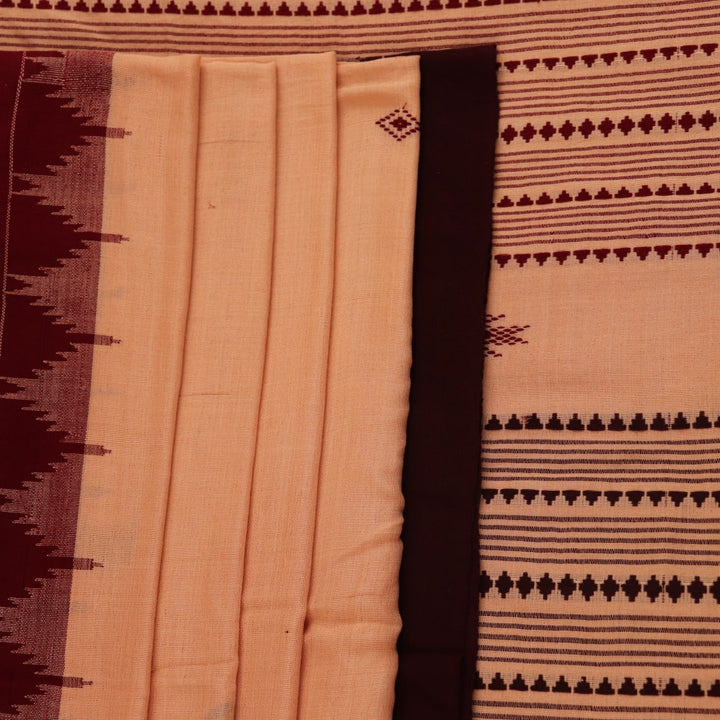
[0,49,421,720]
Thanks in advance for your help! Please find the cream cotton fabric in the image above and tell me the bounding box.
[26,50,421,720]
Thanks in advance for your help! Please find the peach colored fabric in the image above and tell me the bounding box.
[59,53,200,720]
[233,51,337,720]
[296,56,419,720]
[148,59,276,719]
[52,50,418,720]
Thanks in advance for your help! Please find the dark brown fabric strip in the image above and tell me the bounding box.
[394,44,498,720]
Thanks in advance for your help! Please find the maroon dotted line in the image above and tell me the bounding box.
[501,110,718,145]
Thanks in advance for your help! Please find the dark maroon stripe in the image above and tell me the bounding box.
[481,555,720,565]
[478,656,720,669]
[483,456,720,465]
[495,223,718,236]
[481,514,720,522]
[497,169,720,190]
[482,622,720,634]
[481,545,720,557]
[482,466,719,473]
[393,45,497,720]
[480,525,720,533]
[497,211,720,231]
[480,536,720,546]
[498,154,720,176]
[476,700,720,712]
[480,610,720,621]
[480,633,720,646]
[479,644,720,656]
[482,447,720,453]
[502,81,720,105]
[480,438,720,444]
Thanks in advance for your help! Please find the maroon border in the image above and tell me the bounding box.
[0,50,116,718]
[393,45,498,720]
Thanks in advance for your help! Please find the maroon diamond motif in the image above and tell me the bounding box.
[638,113,656,133]
[558,120,575,139]
[539,121,556,140]
[679,111,696,131]
[700,110,717,130]
[578,118,595,138]
[658,112,675,133]
[598,117,615,137]
[375,107,419,141]
[501,124,518,143]
[520,123,537,142]
[618,115,635,135]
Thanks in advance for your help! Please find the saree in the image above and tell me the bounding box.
[3,1,720,719]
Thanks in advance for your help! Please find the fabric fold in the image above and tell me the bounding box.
[234,50,337,720]
[147,58,277,720]
[58,53,200,720]
[296,55,420,720]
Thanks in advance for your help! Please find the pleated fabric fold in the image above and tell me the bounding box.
[0,48,422,720]
[234,50,337,720]
[59,53,200,720]
[148,58,277,720]
[297,55,419,720]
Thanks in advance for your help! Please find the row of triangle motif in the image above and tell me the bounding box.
[479,571,720,603]
[484,412,719,431]
[494,244,720,268]
[1,0,544,14]
[480,488,720,509]
[500,111,717,144]
[476,673,720,698]
[495,182,719,207]
[502,44,720,73]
